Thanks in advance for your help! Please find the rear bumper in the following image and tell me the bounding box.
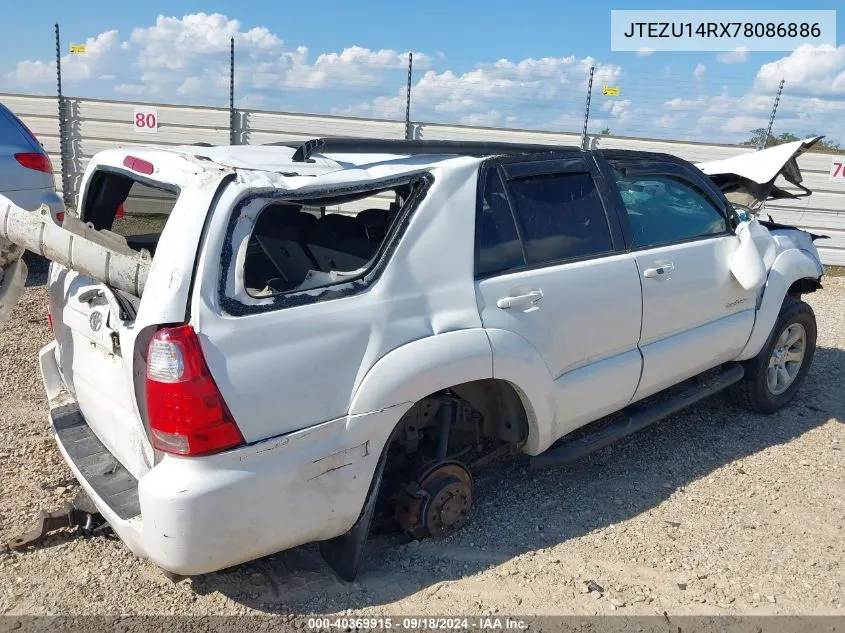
[39,340,403,575]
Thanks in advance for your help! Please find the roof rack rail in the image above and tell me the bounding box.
[265,137,579,162]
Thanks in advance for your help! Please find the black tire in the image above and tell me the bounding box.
[729,296,817,414]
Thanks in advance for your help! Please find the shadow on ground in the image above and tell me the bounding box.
[22,252,49,288]
[194,345,844,613]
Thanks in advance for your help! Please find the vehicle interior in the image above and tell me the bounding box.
[243,185,409,296]
[82,171,177,256]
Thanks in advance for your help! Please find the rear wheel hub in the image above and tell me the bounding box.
[394,461,473,540]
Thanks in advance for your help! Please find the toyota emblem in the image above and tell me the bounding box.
[89,311,103,332]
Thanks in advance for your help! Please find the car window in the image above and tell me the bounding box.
[613,173,727,248]
[505,172,613,265]
[476,167,525,276]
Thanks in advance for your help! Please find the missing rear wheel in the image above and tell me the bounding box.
[394,461,473,540]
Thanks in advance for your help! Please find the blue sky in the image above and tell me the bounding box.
[2,0,843,144]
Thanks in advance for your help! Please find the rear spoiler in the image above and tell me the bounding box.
[698,136,822,211]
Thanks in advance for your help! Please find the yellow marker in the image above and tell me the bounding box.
[69,44,87,54]
[602,85,620,96]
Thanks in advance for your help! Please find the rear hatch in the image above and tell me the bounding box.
[47,175,177,479]
[43,150,231,479]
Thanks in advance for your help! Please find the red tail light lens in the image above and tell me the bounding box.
[47,306,54,333]
[115,203,125,220]
[15,152,53,173]
[146,325,244,456]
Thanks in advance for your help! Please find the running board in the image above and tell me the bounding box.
[530,364,745,469]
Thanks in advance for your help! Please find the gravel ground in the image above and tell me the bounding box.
[0,258,843,617]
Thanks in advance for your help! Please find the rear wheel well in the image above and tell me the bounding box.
[389,378,529,454]
[371,379,528,534]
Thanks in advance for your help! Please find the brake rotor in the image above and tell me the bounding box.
[394,461,473,540]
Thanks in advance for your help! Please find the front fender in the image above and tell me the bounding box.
[348,328,492,415]
[736,247,823,361]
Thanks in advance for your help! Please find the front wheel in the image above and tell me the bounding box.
[730,297,817,414]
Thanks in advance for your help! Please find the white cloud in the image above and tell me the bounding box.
[717,47,749,65]
[636,48,654,57]
[756,44,845,94]
[693,63,706,79]
[5,29,122,87]
[601,99,632,121]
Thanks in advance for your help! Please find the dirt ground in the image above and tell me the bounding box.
[0,256,843,617]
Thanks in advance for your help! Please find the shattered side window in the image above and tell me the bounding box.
[239,185,407,298]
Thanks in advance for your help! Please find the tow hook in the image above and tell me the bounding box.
[1,494,106,553]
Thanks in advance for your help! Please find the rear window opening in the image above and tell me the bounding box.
[82,171,179,257]
[242,183,416,298]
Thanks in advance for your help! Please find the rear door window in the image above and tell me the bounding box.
[475,167,525,277]
[505,172,614,266]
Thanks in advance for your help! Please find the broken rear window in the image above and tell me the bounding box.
[81,170,178,256]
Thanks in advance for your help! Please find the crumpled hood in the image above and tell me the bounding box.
[698,136,822,211]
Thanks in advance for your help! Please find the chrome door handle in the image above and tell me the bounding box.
[643,262,674,279]
[497,290,543,309]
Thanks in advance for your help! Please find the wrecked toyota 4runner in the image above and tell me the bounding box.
[0,137,825,580]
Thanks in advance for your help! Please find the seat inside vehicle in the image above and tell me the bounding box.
[244,192,397,296]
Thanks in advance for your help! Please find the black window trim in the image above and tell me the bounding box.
[596,155,734,253]
[219,172,433,316]
[474,155,626,280]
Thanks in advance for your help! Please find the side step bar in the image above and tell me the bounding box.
[531,364,745,469]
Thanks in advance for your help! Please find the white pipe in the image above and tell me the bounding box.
[0,198,151,297]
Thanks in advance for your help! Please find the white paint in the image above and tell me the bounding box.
[133,106,158,134]
[698,136,822,184]
[731,220,778,290]
[4,140,821,577]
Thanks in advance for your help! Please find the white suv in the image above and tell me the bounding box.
[0,138,825,580]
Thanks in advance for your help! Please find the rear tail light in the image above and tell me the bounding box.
[46,305,53,333]
[15,152,52,173]
[115,203,125,220]
[55,211,65,222]
[146,325,244,456]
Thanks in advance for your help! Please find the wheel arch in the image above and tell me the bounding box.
[348,328,493,416]
[736,248,823,361]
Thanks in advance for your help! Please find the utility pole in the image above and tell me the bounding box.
[581,66,595,150]
[404,52,413,140]
[762,79,784,150]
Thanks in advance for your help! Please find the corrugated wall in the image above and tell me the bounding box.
[4,92,843,265]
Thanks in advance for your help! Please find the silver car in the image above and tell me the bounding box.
[0,101,63,218]
[0,101,64,326]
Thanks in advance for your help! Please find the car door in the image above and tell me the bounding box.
[598,154,757,402]
[474,156,644,442]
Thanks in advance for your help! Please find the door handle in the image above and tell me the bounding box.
[643,262,674,279]
[497,289,543,309]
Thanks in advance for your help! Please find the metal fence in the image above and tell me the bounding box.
[2,91,843,266]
